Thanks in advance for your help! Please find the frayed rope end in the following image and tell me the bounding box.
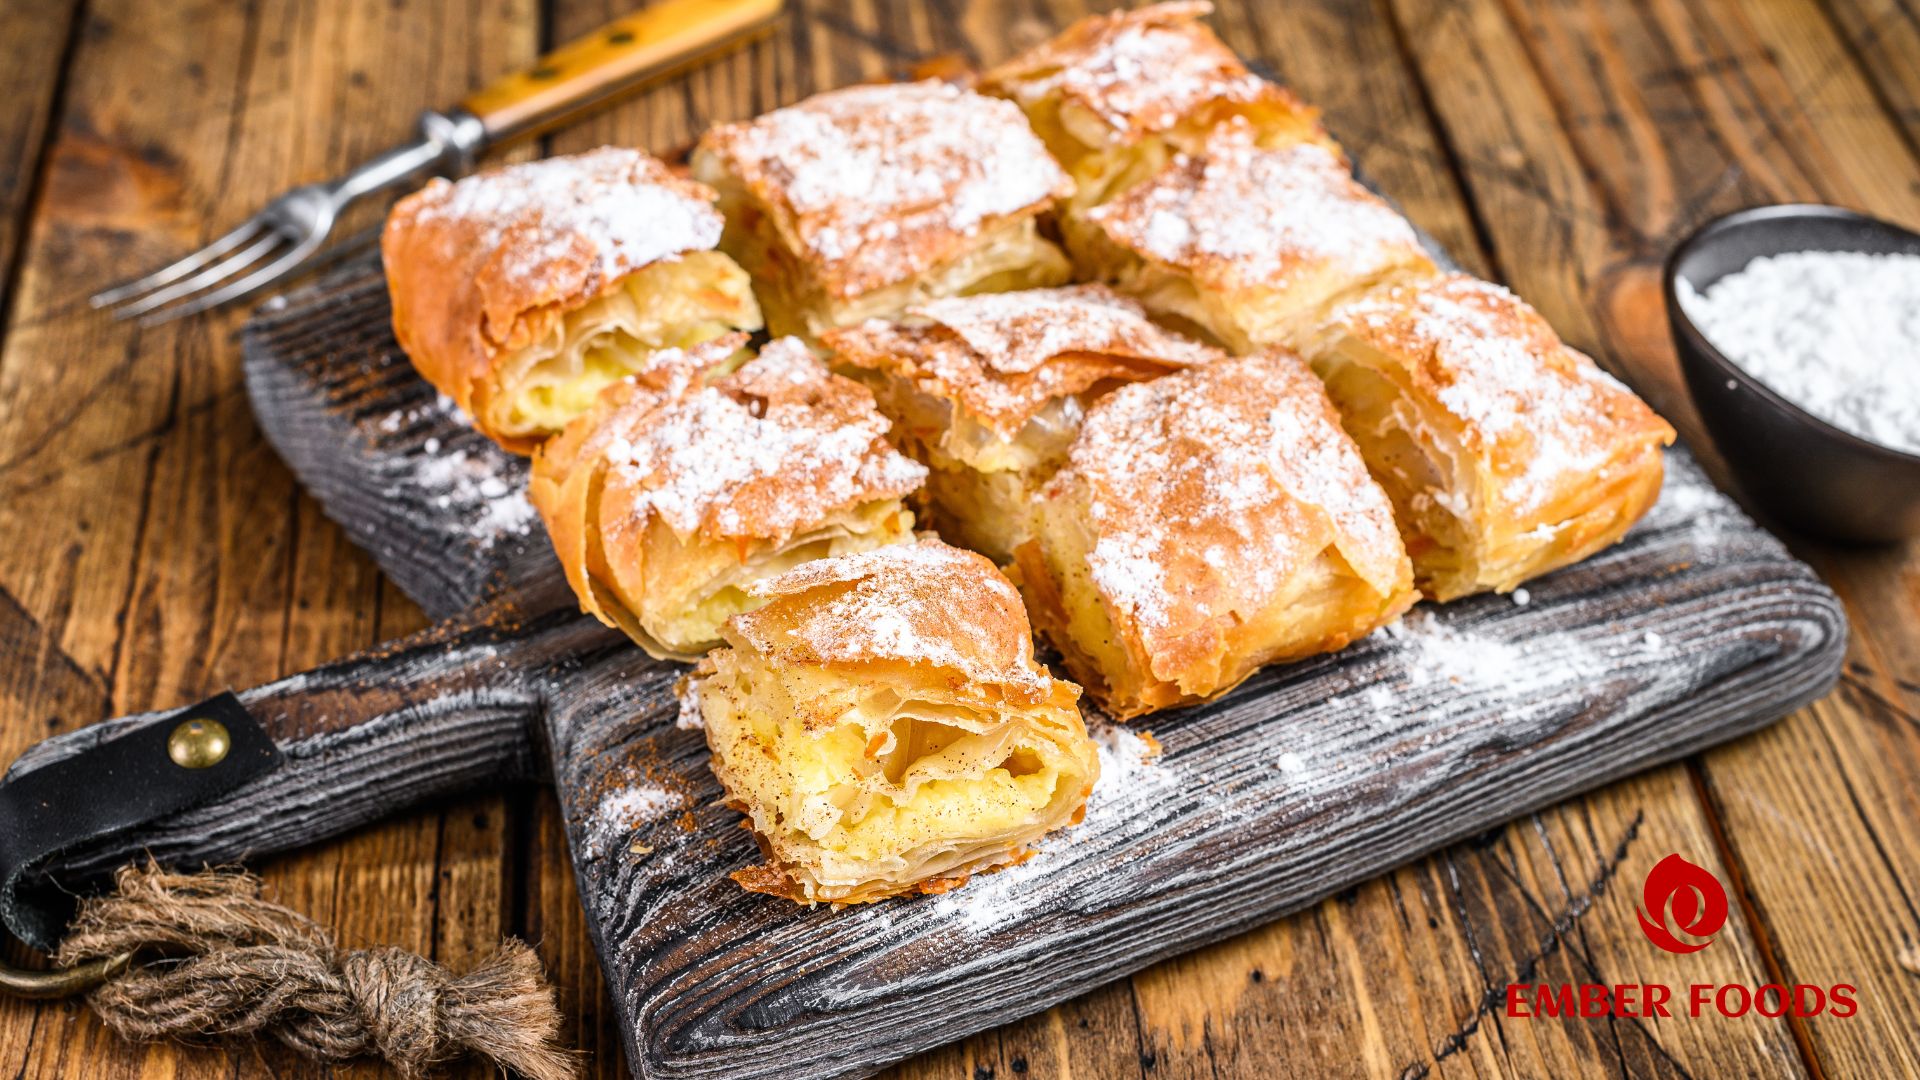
[54,861,577,1080]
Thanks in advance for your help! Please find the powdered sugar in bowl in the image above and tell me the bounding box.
[1665,204,1920,543]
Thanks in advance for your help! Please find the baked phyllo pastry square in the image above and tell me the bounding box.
[530,334,926,659]
[383,147,763,452]
[824,285,1224,562]
[1306,274,1676,601]
[979,1,1334,210]
[690,81,1075,339]
[1079,119,1434,352]
[684,538,1098,904]
[1015,350,1417,719]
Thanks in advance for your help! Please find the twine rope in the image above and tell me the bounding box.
[54,862,575,1080]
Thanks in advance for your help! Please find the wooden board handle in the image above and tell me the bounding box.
[461,0,784,143]
[3,605,633,894]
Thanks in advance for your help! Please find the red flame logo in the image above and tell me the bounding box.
[1636,854,1729,953]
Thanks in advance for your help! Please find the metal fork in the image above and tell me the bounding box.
[92,112,483,325]
[91,0,782,326]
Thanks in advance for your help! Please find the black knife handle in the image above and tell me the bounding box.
[0,602,631,951]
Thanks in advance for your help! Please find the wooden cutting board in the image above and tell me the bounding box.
[237,240,1846,1079]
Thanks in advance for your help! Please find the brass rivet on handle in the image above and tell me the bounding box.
[167,718,230,769]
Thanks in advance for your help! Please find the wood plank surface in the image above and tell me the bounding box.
[0,0,80,313]
[0,1,1914,1078]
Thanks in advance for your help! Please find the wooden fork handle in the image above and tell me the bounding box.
[461,0,783,143]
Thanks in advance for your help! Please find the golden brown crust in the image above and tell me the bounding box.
[528,334,926,655]
[381,148,731,452]
[1084,119,1434,350]
[824,285,1225,436]
[1023,350,1417,717]
[729,538,1056,703]
[691,81,1073,303]
[1309,274,1677,598]
[978,1,1327,157]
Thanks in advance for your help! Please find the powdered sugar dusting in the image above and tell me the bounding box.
[583,783,681,861]
[406,147,721,292]
[830,285,1224,435]
[701,81,1070,297]
[600,337,926,540]
[982,1,1279,141]
[1334,275,1674,516]
[1064,352,1406,647]
[1089,121,1423,293]
[405,446,537,547]
[735,539,1052,699]
[911,285,1222,375]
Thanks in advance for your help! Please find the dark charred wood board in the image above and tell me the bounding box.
[239,248,1847,1080]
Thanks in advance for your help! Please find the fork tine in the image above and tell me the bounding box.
[108,233,283,321]
[90,218,265,308]
[135,236,323,327]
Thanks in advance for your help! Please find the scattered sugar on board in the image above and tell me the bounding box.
[1378,608,1622,719]
[583,784,681,862]
[1384,610,1529,689]
[1371,603,1712,731]
[407,447,536,546]
[1676,251,1920,455]
[1633,451,1758,553]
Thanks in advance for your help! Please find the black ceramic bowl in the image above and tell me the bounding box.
[1665,204,1920,543]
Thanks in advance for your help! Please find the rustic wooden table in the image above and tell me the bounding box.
[1,0,1915,1077]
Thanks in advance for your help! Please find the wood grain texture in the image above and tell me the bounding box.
[0,0,79,316]
[1821,0,1920,154]
[0,1,1914,1078]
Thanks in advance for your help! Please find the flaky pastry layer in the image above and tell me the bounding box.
[685,540,1097,904]
[1079,120,1435,353]
[1305,274,1676,599]
[1015,351,1417,718]
[530,335,926,659]
[382,148,763,451]
[826,285,1225,561]
[979,1,1337,213]
[691,81,1075,339]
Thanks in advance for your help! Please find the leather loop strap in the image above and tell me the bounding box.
[0,694,280,951]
